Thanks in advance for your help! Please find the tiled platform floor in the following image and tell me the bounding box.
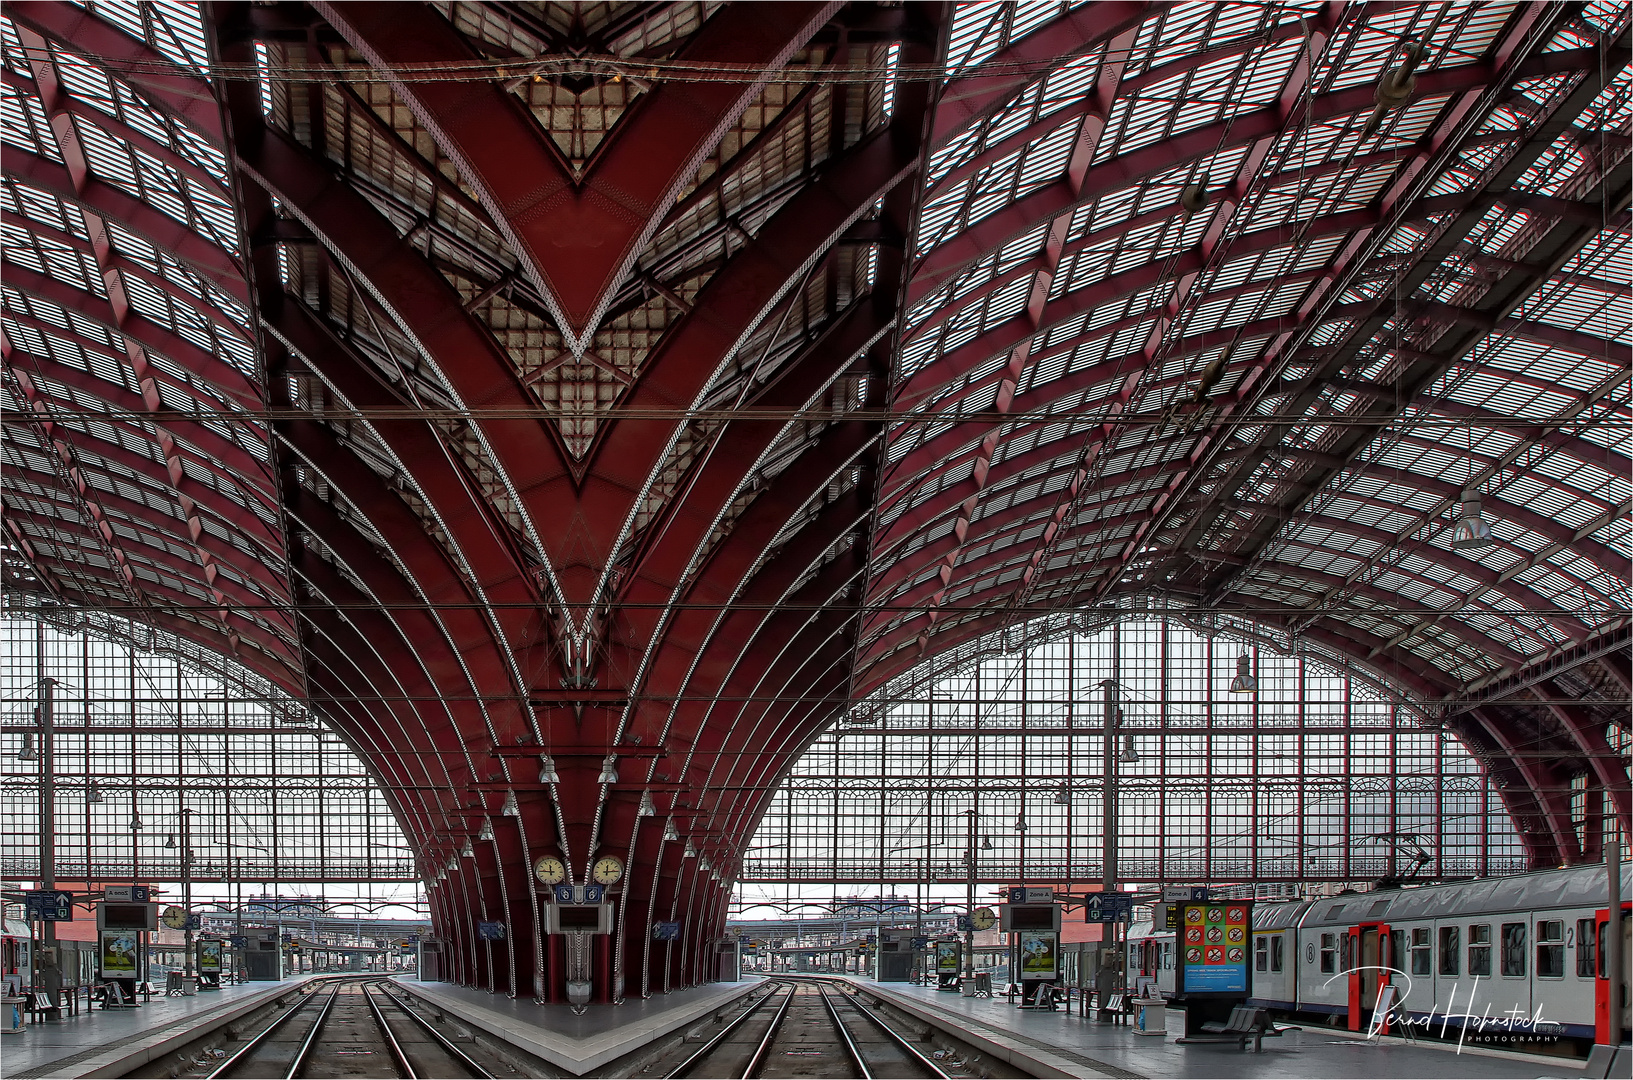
[398,978,760,1075]
[3,978,312,1079]
[846,978,1596,1079]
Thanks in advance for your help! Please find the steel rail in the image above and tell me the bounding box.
[739,983,796,1079]
[663,981,789,1079]
[283,985,342,1079]
[815,983,873,1079]
[363,983,417,1079]
[375,984,495,1078]
[839,986,954,1078]
[204,983,338,1079]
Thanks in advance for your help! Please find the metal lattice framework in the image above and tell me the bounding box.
[0,611,415,884]
[748,615,1528,887]
[0,1,1627,1004]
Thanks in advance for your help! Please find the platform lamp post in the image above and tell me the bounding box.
[23,677,63,1019]
[963,807,977,989]
[166,808,195,976]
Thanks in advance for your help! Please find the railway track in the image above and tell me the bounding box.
[195,977,497,1079]
[665,979,976,1079]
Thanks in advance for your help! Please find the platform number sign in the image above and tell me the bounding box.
[1176,901,1253,995]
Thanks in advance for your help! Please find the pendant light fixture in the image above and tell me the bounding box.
[538,754,561,784]
[597,755,619,784]
[1120,734,1140,764]
[637,790,656,817]
[662,817,680,842]
[478,817,495,841]
[1229,652,1257,693]
[1451,488,1494,549]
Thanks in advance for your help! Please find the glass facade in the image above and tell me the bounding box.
[1,610,415,900]
[744,616,1522,895]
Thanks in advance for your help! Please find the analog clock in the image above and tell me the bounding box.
[533,856,566,885]
[592,855,625,886]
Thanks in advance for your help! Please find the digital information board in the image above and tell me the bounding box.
[1177,901,1252,994]
[935,940,960,973]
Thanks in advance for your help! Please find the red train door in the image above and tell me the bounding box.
[1346,922,1392,1032]
[1593,902,1630,1044]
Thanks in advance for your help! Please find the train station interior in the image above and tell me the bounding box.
[0,1,1627,1078]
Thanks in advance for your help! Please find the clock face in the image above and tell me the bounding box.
[592,855,624,886]
[533,856,566,885]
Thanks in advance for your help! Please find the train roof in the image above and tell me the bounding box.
[1253,863,1628,930]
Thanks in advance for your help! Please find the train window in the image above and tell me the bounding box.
[1270,935,1284,973]
[1500,922,1526,976]
[1577,918,1596,978]
[1411,928,1431,976]
[1468,924,1491,976]
[1341,932,1355,972]
[1536,921,1564,978]
[1255,937,1269,972]
[1438,926,1459,976]
[1320,932,1337,974]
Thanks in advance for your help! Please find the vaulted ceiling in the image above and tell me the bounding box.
[1,0,1627,994]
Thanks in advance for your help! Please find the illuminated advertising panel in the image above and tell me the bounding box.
[1177,901,1252,995]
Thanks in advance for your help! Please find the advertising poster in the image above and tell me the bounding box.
[100,930,138,977]
[1178,902,1251,993]
[1019,931,1058,980]
[199,940,222,973]
[935,940,960,973]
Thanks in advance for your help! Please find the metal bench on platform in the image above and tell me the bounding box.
[1176,1005,1288,1052]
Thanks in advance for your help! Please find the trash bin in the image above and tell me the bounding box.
[2,996,25,1034]
[1132,997,1167,1036]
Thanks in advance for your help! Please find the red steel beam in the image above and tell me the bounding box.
[316,1,837,345]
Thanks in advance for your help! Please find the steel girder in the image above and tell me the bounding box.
[14,2,1626,1000]
[315,1,839,346]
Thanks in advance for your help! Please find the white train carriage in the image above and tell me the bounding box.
[1251,864,1629,1044]
[1247,897,1311,1010]
[1125,919,1175,997]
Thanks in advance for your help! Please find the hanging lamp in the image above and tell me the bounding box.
[1229,652,1257,693]
[538,754,561,784]
[1451,489,1494,549]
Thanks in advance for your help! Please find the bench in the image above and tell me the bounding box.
[1017,983,1065,1010]
[1176,1005,1288,1052]
[1098,992,1129,1024]
[961,972,994,998]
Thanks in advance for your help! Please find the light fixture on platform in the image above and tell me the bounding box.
[1451,489,1494,550]
[478,817,495,841]
[1229,652,1257,693]
[638,790,656,817]
[663,817,680,842]
[597,755,619,784]
[538,754,561,784]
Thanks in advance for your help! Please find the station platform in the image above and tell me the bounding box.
[3,977,315,1080]
[396,978,760,1075]
[834,979,1596,1080]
